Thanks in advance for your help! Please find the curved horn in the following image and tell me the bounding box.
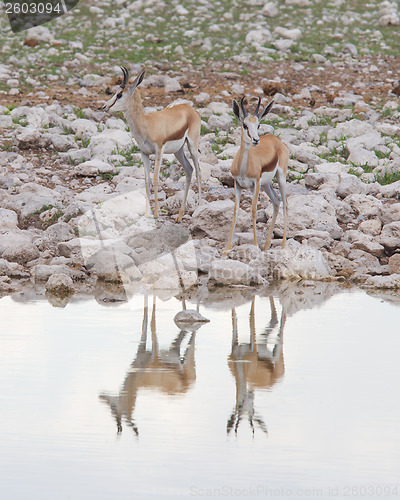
[240,96,248,118]
[120,66,129,89]
[254,96,261,116]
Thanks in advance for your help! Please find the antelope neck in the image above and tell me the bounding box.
[238,132,251,178]
[124,89,148,143]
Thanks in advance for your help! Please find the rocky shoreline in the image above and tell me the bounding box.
[1,73,400,299]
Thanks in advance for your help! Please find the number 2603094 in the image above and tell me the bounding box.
[5,3,62,15]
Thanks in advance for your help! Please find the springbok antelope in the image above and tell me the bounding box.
[224,97,289,254]
[227,296,286,436]
[99,295,204,434]
[102,66,202,221]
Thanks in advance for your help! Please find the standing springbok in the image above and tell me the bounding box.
[102,66,202,221]
[224,97,289,254]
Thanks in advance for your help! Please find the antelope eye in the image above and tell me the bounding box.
[117,93,123,99]
[243,123,248,130]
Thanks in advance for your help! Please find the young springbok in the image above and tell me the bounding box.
[224,97,289,254]
[102,67,202,221]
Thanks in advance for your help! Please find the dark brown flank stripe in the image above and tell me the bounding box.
[261,153,279,173]
[169,123,188,141]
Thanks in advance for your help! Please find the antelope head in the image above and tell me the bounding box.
[232,96,274,147]
[102,66,146,112]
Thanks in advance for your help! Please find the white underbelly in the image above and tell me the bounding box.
[261,165,278,185]
[133,135,187,156]
[163,134,187,154]
[236,177,255,189]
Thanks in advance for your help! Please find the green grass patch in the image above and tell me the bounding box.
[211,131,234,155]
[73,107,86,119]
[12,116,27,126]
[111,144,141,166]
[98,170,120,181]
[375,171,400,185]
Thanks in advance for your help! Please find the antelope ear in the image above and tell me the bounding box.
[128,68,146,95]
[232,100,241,119]
[259,100,274,120]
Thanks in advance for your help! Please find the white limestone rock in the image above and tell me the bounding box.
[26,26,55,43]
[379,222,400,251]
[164,76,182,93]
[365,274,400,289]
[245,29,272,45]
[89,129,133,157]
[261,2,279,17]
[194,92,210,104]
[344,194,383,219]
[209,259,260,286]
[359,219,382,236]
[45,273,75,294]
[47,133,77,152]
[175,5,189,15]
[4,183,62,219]
[15,128,48,149]
[263,239,331,280]
[207,102,231,114]
[162,190,197,216]
[174,309,210,326]
[71,118,98,139]
[336,175,368,199]
[379,13,400,26]
[34,264,86,282]
[75,184,115,204]
[207,114,233,131]
[380,203,400,225]
[35,222,76,253]
[0,230,40,264]
[0,208,18,231]
[190,200,249,241]
[327,119,374,140]
[76,159,116,177]
[273,39,295,51]
[347,131,383,151]
[274,27,302,41]
[10,106,49,128]
[304,173,340,191]
[347,148,378,167]
[86,249,140,282]
[266,193,343,240]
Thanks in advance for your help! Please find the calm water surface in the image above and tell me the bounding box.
[1,285,400,500]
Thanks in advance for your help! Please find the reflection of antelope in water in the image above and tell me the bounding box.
[227,296,286,436]
[100,295,204,434]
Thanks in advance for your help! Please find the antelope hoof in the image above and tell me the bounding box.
[176,207,184,223]
[263,241,271,251]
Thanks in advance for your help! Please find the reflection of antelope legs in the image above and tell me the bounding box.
[227,296,286,436]
[100,295,198,434]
